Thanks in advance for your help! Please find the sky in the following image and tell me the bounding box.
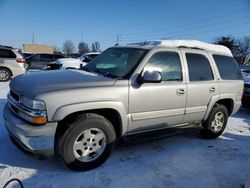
[0,0,250,51]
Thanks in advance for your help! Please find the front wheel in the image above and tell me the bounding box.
[200,104,228,139]
[56,113,116,171]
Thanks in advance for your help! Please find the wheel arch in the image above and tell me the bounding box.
[54,107,125,148]
[0,66,13,76]
[204,96,234,121]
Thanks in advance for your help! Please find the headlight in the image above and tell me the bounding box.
[20,97,47,124]
[21,96,46,110]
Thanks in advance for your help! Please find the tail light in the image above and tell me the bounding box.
[16,58,27,69]
[16,58,26,64]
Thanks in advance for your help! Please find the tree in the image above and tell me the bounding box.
[214,36,250,65]
[234,37,250,65]
[62,40,75,57]
[78,42,89,55]
[91,41,101,52]
[214,36,238,56]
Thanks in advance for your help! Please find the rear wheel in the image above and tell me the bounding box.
[56,113,116,171]
[0,68,11,81]
[200,104,228,139]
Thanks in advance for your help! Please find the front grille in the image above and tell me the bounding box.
[10,90,20,102]
[9,103,19,114]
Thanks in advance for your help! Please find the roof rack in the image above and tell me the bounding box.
[128,40,232,56]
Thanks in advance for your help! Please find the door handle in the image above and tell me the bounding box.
[209,87,216,93]
[177,88,185,95]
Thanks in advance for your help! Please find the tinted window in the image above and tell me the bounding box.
[144,52,182,81]
[0,49,16,58]
[54,55,64,59]
[186,53,214,81]
[213,55,242,80]
[41,54,53,60]
[30,54,40,60]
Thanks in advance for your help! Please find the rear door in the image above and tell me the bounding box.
[28,54,43,69]
[0,48,17,69]
[181,49,219,122]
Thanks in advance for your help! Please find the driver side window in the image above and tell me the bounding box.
[144,51,182,81]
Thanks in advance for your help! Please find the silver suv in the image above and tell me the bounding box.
[3,40,243,171]
[0,45,27,81]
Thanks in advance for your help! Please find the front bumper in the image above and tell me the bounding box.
[3,104,57,156]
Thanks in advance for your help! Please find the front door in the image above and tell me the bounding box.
[128,49,187,133]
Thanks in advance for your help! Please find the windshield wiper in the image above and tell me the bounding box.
[94,69,118,79]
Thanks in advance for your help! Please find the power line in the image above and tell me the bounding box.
[122,20,250,42]
[123,7,250,37]
[123,15,250,40]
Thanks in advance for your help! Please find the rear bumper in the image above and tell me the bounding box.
[3,104,57,156]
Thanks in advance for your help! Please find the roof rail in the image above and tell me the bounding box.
[128,40,232,56]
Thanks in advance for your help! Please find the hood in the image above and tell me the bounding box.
[10,70,116,98]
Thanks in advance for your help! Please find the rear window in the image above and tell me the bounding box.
[0,49,16,58]
[213,55,242,80]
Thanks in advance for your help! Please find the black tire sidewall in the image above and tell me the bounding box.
[60,116,116,171]
[0,68,11,81]
[201,105,228,139]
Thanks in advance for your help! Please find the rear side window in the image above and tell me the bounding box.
[0,49,16,58]
[186,53,214,81]
[213,55,242,80]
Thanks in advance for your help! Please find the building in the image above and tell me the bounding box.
[23,44,53,54]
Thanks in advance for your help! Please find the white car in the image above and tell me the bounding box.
[46,52,100,70]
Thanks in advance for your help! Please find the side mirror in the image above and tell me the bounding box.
[138,71,162,83]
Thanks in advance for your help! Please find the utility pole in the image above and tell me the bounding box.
[116,34,122,46]
[32,32,34,44]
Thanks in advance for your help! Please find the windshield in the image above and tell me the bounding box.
[84,48,148,79]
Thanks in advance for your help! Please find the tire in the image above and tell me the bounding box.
[56,113,116,171]
[0,68,11,82]
[200,104,228,139]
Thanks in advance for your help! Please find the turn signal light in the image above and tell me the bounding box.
[31,117,47,125]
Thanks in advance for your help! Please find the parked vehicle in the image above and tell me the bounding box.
[242,76,250,108]
[46,52,100,70]
[0,45,27,81]
[26,53,64,70]
[241,69,250,77]
[4,40,243,171]
[22,52,34,59]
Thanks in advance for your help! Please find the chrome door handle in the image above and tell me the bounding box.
[209,87,216,93]
[177,88,185,95]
